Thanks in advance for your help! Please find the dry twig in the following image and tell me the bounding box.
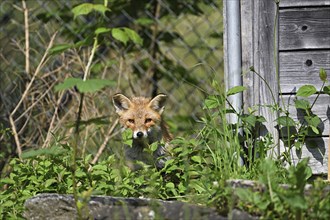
[9,32,57,158]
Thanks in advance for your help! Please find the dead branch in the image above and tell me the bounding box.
[9,32,57,158]
[22,0,30,75]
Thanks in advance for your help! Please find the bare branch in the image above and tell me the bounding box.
[9,32,57,158]
[22,0,30,75]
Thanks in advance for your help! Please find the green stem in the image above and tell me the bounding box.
[72,35,98,220]
[250,68,278,110]
[72,93,84,220]
[310,81,325,110]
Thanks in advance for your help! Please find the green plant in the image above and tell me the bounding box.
[234,158,329,220]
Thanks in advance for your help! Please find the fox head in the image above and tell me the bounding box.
[112,93,167,141]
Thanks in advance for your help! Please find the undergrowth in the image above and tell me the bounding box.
[1,1,329,220]
[1,76,329,219]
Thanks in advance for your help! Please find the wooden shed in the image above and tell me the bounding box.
[224,0,330,175]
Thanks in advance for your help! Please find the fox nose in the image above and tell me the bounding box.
[136,131,144,138]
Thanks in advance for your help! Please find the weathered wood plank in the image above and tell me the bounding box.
[281,137,329,175]
[240,0,279,155]
[240,0,254,110]
[279,50,330,93]
[280,0,330,7]
[280,94,330,136]
[279,7,330,50]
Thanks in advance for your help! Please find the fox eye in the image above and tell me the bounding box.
[145,118,152,123]
[128,119,135,124]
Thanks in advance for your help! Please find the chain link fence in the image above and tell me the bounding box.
[0,0,223,165]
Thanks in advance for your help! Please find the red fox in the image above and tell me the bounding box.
[112,93,172,170]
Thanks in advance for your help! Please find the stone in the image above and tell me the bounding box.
[24,193,256,220]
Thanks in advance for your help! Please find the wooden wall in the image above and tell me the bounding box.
[278,1,329,174]
[235,0,330,174]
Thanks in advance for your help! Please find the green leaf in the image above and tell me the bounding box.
[149,142,158,152]
[294,99,310,110]
[49,44,74,55]
[135,18,154,26]
[1,200,14,207]
[72,3,110,19]
[95,27,111,35]
[256,115,267,123]
[45,179,57,188]
[165,182,175,189]
[226,86,246,96]
[79,116,109,126]
[242,114,257,127]
[204,95,220,109]
[235,188,254,203]
[310,125,319,134]
[296,85,317,97]
[319,68,327,82]
[0,178,15,185]
[305,115,321,128]
[323,85,330,95]
[277,116,296,127]
[112,28,129,45]
[122,129,133,145]
[55,78,115,93]
[22,146,67,159]
[55,78,81,92]
[191,155,202,163]
[76,79,115,93]
[123,28,143,45]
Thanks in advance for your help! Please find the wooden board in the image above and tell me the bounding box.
[279,7,330,50]
[240,0,279,153]
[280,94,330,136]
[280,0,330,7]
[279,50,330,93]
[281,137,329,175]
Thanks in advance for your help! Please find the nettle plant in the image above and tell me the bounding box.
[277,68,329,163]
[228,67,329,165]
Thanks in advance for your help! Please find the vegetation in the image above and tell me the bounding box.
[1,1,329,219]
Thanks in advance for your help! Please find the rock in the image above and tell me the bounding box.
[24,193,256,220]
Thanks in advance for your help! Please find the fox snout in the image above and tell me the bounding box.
[133,130,148,139]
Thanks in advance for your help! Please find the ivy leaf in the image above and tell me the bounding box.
[319,68,327,82]
[226,86,246,96]
[296,85,317,97]
[72,3,110,19]
[112,28,129,45]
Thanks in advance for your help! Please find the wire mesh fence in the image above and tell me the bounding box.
[0,0,223,162]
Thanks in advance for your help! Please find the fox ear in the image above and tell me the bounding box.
[112,94,131,114]
[149,94,167,114]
